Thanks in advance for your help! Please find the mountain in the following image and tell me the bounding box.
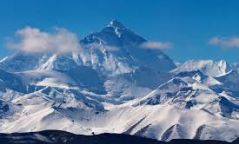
[172,60,230,77]
[0,130,236,144]
[81,20,146,46]
[0,20,239,143]
[0,20,175,74]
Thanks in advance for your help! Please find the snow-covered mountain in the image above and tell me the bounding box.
[172,60,231,77]
[0,20,239,142]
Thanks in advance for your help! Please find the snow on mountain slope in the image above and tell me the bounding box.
[172,60,230,77]
[0,52,50,72]
[81,20,146,47]
[0,69,27,93]
[0,20,175,75]
[79,20,175,74]
[0,20,175,100]
[216,70,239,94]
[0,99,22,118]
[0,20,239,142]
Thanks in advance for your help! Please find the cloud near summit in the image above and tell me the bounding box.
[7,26,174,54]
[140,41,173,49]
[7,27,80,54]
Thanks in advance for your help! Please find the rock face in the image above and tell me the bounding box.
[0,20,239,142]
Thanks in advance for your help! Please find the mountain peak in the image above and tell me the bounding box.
[107,19,126,29]
[81,19,146,46]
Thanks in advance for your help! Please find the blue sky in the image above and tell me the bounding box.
[0,0,239,62]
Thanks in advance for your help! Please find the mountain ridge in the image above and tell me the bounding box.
[0,130,237,144]
[0,20,238,142]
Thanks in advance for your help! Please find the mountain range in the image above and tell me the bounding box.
[0,20,239,143]
[1,130,238,144]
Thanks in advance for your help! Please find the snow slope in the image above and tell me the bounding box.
[0,20,238,142]
[172,60,230,77]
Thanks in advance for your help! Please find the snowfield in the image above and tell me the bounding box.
[0,20,239,142]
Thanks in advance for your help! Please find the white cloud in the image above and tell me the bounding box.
[209,36,239,48]
[140,41,173,49]
[7,26,80,54]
